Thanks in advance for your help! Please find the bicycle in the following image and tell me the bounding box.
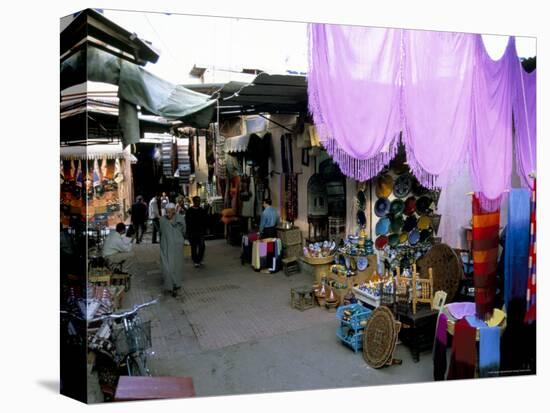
[89,298,158,377]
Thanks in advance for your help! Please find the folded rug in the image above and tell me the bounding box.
[447,318,477,380]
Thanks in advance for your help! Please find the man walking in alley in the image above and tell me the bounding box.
[259,198,279,239]
[185,196,208,268]
[149,193,161,244]
[131,195,148,243]
[103,223,136,276]
[159,203,186,297]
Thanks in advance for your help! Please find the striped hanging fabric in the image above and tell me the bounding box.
[524,179,536,324]
[472,194,500,320]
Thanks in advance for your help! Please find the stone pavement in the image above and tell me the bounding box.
[114,233,433,398]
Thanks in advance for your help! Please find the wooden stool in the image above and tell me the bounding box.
[290,286,314,311]
[282,257,300,276]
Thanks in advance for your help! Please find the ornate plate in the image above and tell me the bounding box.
[375,217,391,236]
[357,256,369,271]
[375,198,391,217]
[393,174,412,198]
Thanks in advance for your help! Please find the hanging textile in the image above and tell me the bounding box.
[513,70,536,190]
[479,326,501,378]
[188,132,195,174]
[472,195,500,320]
[470,36,517,211]
[285,174,298,222]
[214,123,227,180]
[161,141,173,176]
[402,31,477,189]
[308,24,402,181]
[433,313,448,381]
[524,180,536,324]
[437,168,474,249]
[308,25,531,207]
[447,318,477,380]
[195,130,200,168]
[176,138,190,184]
[504,188,530,314]
[206,129,215,183]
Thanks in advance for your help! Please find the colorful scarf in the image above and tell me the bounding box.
[524,179,536,324]
[433,313,448,381]
[472,195,500,320]
[479,326,500,378]
[447,318,477,380]
[504,189,530,314]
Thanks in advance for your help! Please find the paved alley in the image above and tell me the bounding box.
[119,234,433,398]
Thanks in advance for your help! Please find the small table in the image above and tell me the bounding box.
[396,307,439,362]
[114,376,195,401]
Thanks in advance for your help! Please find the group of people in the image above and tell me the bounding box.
[103,192,208,298]
[102,194,280,298]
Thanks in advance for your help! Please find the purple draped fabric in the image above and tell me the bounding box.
[402,31,476,189]
[307,24,402,181]
[307,24,535,208]
[470,36,517,211]
[514,69,536,190]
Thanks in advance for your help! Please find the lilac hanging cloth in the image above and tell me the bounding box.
[470,36,518,211]
[402,31,477,189]
[307,24,403,181]
[513,69,536,190]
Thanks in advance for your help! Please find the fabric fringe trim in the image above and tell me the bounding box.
[476,192,503,213]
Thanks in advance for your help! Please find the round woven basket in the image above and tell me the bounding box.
[443,308,507,341]
[302,255,335,265]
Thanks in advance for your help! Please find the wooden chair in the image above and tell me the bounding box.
[411,264,433,315]
[395,267,410,315]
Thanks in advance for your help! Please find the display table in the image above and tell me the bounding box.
[396,307,439,362]
[114,376,195,401]
[328,254,377,304]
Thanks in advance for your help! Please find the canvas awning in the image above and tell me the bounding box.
[184,73,307,117]
[223,115,268,153]
[61,46,217,147]
[60,143,130,160]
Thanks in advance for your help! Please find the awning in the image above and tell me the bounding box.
[60,143,130,160]
[224,134,250,153]
[223,115,268,153]
[184,73,307,117]
[61,46,217,147]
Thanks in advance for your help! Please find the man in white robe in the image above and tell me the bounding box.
[159,203,186,297]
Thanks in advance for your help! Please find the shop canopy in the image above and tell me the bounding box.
[61,45,217,147]
[185,73,308,117]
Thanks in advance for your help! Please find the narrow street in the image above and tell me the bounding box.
[96,231,433,399]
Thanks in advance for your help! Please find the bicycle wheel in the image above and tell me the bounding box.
[126,354,149,376]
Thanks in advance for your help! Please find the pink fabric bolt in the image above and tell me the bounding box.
[402,30,477,189]
[469,36,517,211]
[513,69,536,190]
[307,24,403,182]
[307,24,535,209]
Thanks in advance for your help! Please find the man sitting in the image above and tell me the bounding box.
[102,223,136,276]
